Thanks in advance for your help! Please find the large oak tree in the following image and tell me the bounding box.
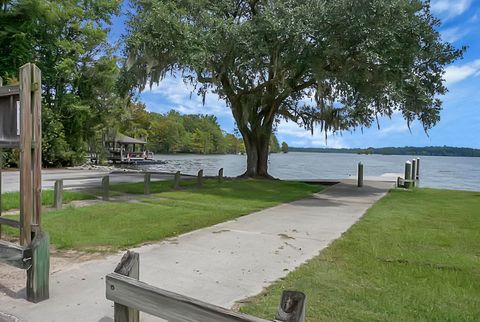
[125,0,463,177]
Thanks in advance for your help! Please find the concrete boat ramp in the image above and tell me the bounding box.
[0,179,394,322]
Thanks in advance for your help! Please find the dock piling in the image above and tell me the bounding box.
[173,171,181,190]
[197,169,204,188]
[404,161,412,189]
[218,168,224,183]
[102,175,109,201]
[357,162,364,187]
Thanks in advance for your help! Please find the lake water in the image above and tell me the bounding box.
[133,152,480,192]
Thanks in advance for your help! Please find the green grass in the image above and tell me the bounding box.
[3,179,322,251]
[1,190,95,211]
[110,178,197,194]
[240,188,480,321]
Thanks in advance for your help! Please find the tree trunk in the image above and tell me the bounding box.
[239,123,274,179]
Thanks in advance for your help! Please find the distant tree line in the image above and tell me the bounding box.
[289,146,480,157]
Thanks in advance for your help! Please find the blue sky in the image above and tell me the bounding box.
[110,0,480,148]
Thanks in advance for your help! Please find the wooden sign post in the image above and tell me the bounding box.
[0,63,49,303]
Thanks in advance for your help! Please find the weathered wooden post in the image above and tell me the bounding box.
[404,161,412,189]
[357,162,364,188]
[143,173,151,195]
[53,179,63,209]
[218,168,224,183]
[27,231,50,302]
[416,158,420,180]
[113,251,140,322]
[275,291,306,322]
[173,171,181,190]
[411,159,417,187]
[0,148,2,237]
[102,175,110,201]
[197,169,204,188]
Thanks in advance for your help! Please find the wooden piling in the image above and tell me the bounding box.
[404,161,412,189]
[357,162,364,188]
[173,171,181,190]
[0,149,2,238]
[416,158,420,180]
[26,231,50,303]
[144,173,151,195]
[197,169,204,188]
[411,159,417,187]
[53,180,63,209]
[218,168,224,183]
[102,176,110,201]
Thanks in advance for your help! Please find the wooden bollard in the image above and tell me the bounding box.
[411,159,417,187]
[404,161,412,189]
[416,158,420,180]
[53,179,63,209]
[275,291,306,322]
[357,162,364,188]
[114,251,139,322]
[26,231,50,303]
[197,169,204,188]
[173,171,181,190]
[218,168,224,183]
[144,173,151,195]
[102,175,109,201]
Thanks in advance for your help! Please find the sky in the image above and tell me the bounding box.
[110,0,480,149]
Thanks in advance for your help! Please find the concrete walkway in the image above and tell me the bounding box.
[0,180,394,322]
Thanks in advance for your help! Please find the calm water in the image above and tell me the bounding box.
[134,152,480,191]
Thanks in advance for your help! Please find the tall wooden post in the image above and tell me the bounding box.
[197,169,204,188]
[53,180,63,209]
[27,231,50,302]
[173,171,181,190]
[218,168,224,183]
[416,158,420,180]
[404,161,412,189]
[32,64,42,228]
[114,251,140,322]
[19,63,33,246]
[411,159,417,188]
[357,162,364,188]
[0,148,2,238]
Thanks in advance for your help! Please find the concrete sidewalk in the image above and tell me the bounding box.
[0,180,394,322]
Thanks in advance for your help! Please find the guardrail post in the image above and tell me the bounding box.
[26,231,50,303]
[275,291,306,322]
[357,162,364,187]
[102,175,109,201]
[173,171,181,190]
[404,161,412,189]
[144,173,151,195]
[218,168,224,183]
[114,251,139,322]
[197,169,204,188]
[416,158,420,180]
[53,179,63,209]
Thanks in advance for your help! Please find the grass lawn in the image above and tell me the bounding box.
[1,190,95,211]
[4,179,323,251]
[240,188,480,321]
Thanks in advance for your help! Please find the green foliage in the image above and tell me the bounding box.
[281,141,288,153]
[1,190,95,211]
[269,134,281,153]
[0,0,122,167]
[125,0,464,176]
[241,188,480,321]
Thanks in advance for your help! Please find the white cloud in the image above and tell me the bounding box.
[276,120,347,148]
[439,26,471,43]
[444,59,480,85]
[142,76,230,116]
[431,0,472,19]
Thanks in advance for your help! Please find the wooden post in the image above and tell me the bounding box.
[404,161,412,189]
[218,168,224,183]
[19,63,33,246]
[53,180,63,209]
[26,231,50,303]
[114,251,140,322]
[357,162,364,188]
[173,171,181,190]
[0,149,3,238]
[144,173,151,195]
[275,291,306,322]
[32,64,42,228]
[411,159,417,188]
[416,158,420,180]
[102,175,110,201]
[197,169,204,188]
